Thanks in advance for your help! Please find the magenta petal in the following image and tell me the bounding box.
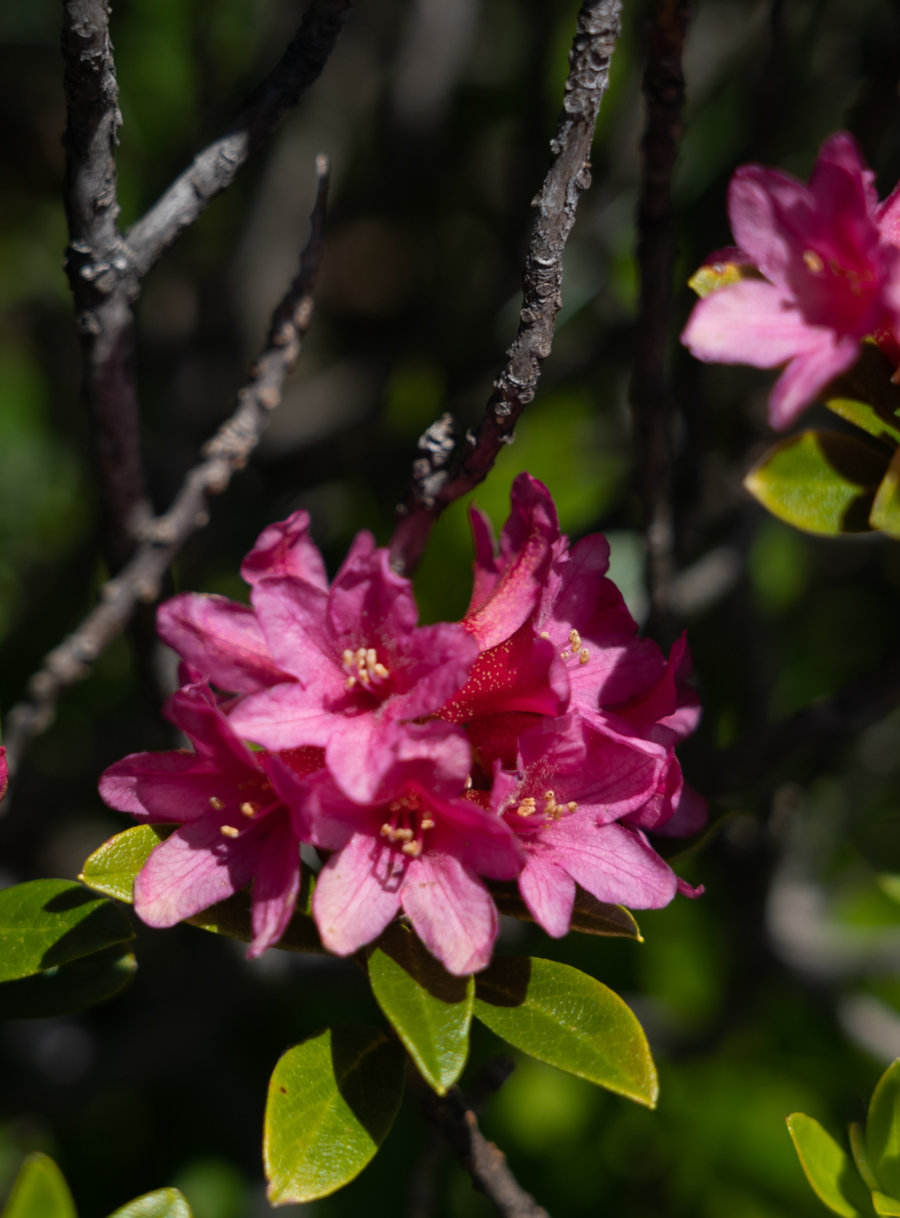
[251,579,342,686]
[329,534,418,642]
[400,853,498,975]
[465,506,501,615]
[248,818,301,957]
[228,684,336,751]
[545,818,677,909]
[518,856,575,938]
[133,820,251,927]
[389,622,478,721]
[312,833,403,955]
[428,795,524,879]
[681,280,825,370]
[728,165,815,287]
[768,334,860,429]
[241,510,328,589]
[157,594,289,694]
[99,752,225,821]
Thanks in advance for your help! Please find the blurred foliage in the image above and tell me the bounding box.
[3,0,900,1215]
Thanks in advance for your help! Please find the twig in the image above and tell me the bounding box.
[628,0,690,644]
[3,158,331,778]
[417,1084,550,1218]
[389,0,623,575]
[61,0,149,568]
[125,0,351,276]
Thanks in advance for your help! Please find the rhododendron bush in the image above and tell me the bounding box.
[5,1,900,1216]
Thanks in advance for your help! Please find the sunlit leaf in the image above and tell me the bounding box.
[0,879,133,983]
[787,1112,874,1216]
[744,432,889,535]
[367,922,472,1094]
[0,1153,76,1218]
[474,956,657,1107]
[264,1025,405,1205]
[873,1194,900,1216]
[868,1060,900,1198]
[688,258,760,298]
[107,1188,193,1218]
[0,943,136,1019]
[490,882,641,939]
[81,826,322,953]
[851,1121,882,1194]
[870,449,900,538]
[827,345,900,445]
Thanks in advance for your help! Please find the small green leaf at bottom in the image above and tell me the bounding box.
[1,1153,76,1218]
[0,943,136,1019]
[867,1060,900,1199]
[264,1025,405,1205]
[107,1189,193,1218]
[787,1113,875,1217]
[367,922,473,1094]
[474,956,657,1107]
[744,432,889,535]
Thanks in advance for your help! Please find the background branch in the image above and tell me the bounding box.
[124,0,351,276]
[628,0,690,645]
[62,0,148,569]
[3,158,331,777]
[389,0,623,575]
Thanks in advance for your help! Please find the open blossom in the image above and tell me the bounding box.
[681,132,900,429]
[99,681,324,957]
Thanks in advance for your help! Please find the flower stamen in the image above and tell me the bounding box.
[209,796,225,810]
[342,646,390,691]
[220,825,240,839]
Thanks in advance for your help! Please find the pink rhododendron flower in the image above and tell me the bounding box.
[0,747,7,805]
[306,724,523,975]
[99,681,324,957]
[681,133,900,429]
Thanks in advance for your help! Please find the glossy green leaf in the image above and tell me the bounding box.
[81,826,322,953]
[1,1153,76,1218]
[474,956,657,1107]
[787,1113,875,1217]
[870,449,900,538]
[827,345,900,445]
[490,882,641,939]
[0,943,136,1018]
[868,1060,900,1197]
[264,1025,405,1205]
[688,258,761,298]
[0,879,133,983]
[873,1194,900,1216]
[744,432,889,536]
[367,923,473,1094]
[107,1189,193,1218]
[851,1122,881,1194]
[825,398,900,448]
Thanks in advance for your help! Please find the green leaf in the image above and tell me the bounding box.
[473,956,657,1108]
[1,1153,76,1218]
[0,943,136,1018]
[870,449,900,538]
[851,1122,882,1194]
[873,1194,900,1216]
[490,882,641,939]
[107,1189,193,1218]
[688,258,762,298]
[787,1113,875,1217]
[0,879,133,983]
[81,826,323,953]
[744,432,890,536]
[825,398,900,448]
[827,345,900,446]
[367,923,473,1094]
[264,1025,405,1205]
[868,1060,900,1197]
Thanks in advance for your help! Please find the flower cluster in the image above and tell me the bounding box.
[100,475,703,975]
[681,133,900,430]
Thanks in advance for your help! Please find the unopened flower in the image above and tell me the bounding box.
[681,133,900,429]
[99,681,323,957]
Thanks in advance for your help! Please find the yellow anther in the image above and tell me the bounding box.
[420,817,435,830]
[516,797,537,817]
[567,801,578,813]
[220,825,240,839]
[240,801,259,818]
[579,648,590,665]
[803,249,824,273]
[569,629,582,652]
[380,823,392,837]
[539,630,550,640]
[342,645,391,690]
[401,840,423,857]
[209,796,225,811]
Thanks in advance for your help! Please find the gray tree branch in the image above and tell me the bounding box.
[4,158,331,777]
[389,0,623,575]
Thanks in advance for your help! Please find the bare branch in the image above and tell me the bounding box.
[629,0,690,645]
[418,1083,549,1218]
[61,0,148,568]
[390,0,623,574]
[125,0,351,277]
[3,158,331,778]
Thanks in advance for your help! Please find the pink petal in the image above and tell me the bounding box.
[400,853,498,975]
[251,579,342,687]
[728,165,816,287]
[133,819,253,926]
[518,855,576,937]
[388,622,478,721]
[312,833,403,955]
[544,818,677,909]
[427,794,524,879]
[157,594,288,693]
[248,817,302,957]
[681,280,826,370]
[465,506,501,614]
[328,534,418,643]
[241,510,328,589]
[768,334,860,428]
[99,752,225,822]
[228,684,337,751]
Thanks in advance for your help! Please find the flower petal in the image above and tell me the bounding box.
[157,594,289,693]
[241,509,328,589]
[312,832,404,955]
[517,855,576,938]
[400,853,498,975]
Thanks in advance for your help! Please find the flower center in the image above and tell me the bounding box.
[515,789,577,821]
[558,628,590,666]
[342,646,390,691]
[210,780,279,839]
[380,790,435,858]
